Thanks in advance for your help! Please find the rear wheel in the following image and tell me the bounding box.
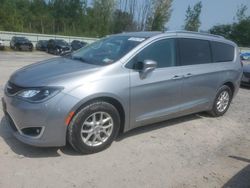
[68,101,120,154]
[209,85,232,117]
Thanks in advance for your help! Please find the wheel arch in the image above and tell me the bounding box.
[69,95,126,135]
[222,81,235,96]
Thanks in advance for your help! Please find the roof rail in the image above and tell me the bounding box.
[166,30,224,39]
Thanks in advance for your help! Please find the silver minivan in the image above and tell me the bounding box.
[2,31,242,153]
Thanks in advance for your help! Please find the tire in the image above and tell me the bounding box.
[55,48,60,55]
[68,101,120,154]
[209,85,232,117]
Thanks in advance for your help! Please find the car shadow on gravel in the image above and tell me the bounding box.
[222,156,250,188]
[240,85,250,90]
[0,113,205,157]
[116,113,204,141]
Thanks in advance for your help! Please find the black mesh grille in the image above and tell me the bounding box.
[6,82,24,95]
[243,72,250,78]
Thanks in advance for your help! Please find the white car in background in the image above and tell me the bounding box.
[0,39,4,50]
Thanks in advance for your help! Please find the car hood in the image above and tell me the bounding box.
[9,57,100,87]
[243,63,250,73]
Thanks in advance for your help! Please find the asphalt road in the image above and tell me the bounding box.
[0,51,250,188]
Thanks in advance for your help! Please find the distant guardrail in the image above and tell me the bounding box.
[0,31,98,46]
[240,47,250,53]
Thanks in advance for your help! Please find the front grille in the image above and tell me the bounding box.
[6,82,24,96]
[243,72,250,78]
[62,47,70,51]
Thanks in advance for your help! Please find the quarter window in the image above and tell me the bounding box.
[179,38,212,66]
[211,41,234,62]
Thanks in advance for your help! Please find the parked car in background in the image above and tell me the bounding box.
[71,40,87,51]
[240,52,250,60]
[0,39,4,50]
[47,39,71,55]
[2,31,242,154]
[36,40,48,51]
[10,36,33,51]
[241,62,250,86]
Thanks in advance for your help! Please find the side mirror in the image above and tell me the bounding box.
[136,60,157,79]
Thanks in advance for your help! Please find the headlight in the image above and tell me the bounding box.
[17,87,62,102]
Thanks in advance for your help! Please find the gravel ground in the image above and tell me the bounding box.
[0,51,250,188]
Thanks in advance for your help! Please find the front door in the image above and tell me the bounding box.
[127,38,184,129]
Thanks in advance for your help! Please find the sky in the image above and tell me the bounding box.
[168,0,250,31]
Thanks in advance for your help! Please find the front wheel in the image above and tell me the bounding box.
[68,101,120,154]
[209,85,232,117]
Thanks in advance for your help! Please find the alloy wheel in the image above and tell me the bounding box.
[216,90,230,113]
[81,112,114,147]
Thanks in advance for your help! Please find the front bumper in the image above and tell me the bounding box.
[60,48,72,56]
[2,91,79,147]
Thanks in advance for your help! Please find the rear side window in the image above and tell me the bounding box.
[211,41,234,62]
[179,38,212,66]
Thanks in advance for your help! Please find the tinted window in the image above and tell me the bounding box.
[55,40,68,46]
[211,41,234,62]
[179,38,212,66]
[127,39,176,69]
[16,37,29,42]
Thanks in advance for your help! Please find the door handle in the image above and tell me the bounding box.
[172,75,183,80]
[184,73,193,78]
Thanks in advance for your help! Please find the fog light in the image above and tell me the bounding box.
[21,127,43,137]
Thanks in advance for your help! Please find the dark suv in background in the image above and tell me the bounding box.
[71,40,87,51]
[47,39,71,55]
[10,36,33,51]
[36,40,48,51]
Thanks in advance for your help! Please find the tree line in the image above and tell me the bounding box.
[0,0,173,37]
[0,0,249,47]
[210,4,250,47]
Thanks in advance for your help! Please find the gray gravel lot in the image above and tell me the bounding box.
[0,51,250,188]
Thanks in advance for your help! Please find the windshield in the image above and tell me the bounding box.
[55,40,68,46]
[71,35,146,66]
[41,40,48,44]
[16,37,29,42]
